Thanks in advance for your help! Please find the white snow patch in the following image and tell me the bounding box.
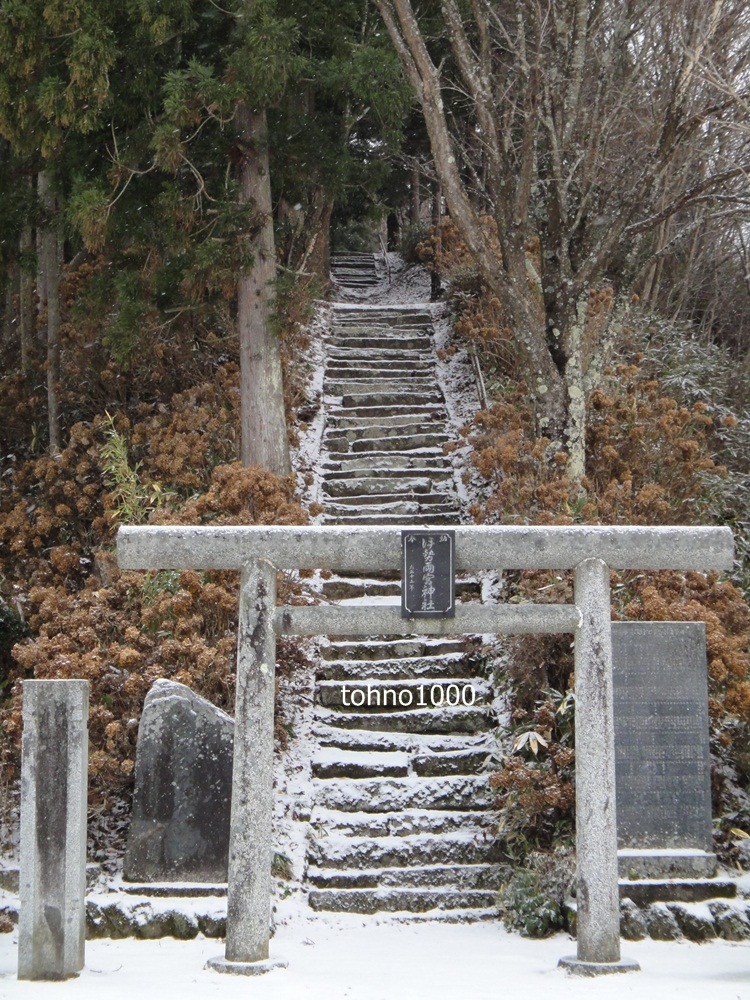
[2,921,750,998]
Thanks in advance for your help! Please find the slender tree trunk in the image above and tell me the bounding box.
[563,296,589,483]
[35,183,47,343]
[316,196,333,279]
[301,186,334,281]
[2,264,17,346]
[235,102,291,475]
[410,161,421,224]
[38,170,62,455]
[430,181,442,301]
[19,224,34,372]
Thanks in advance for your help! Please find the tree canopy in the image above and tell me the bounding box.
[375,0,750,477]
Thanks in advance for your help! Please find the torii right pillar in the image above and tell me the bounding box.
[559,558,639,975]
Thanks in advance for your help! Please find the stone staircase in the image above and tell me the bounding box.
[305,636,502,918]
[319,303,461,526]
[330,252,380,290]
[301,256,501,920]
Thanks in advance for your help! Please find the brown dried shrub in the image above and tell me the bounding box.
[0,452,308,852]
[464,352,749,848]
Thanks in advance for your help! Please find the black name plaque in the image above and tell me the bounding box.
[401,530,455,618]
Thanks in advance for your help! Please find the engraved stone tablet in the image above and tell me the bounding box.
[612,622,712,853]
[401,530,455,618]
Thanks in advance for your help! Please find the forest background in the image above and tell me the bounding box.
[0,0,749,893]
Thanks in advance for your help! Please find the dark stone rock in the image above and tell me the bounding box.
[197,913,227,938]
[620,897,648,940]
[124,679,233,883]
[709,901,750,940]
[563,900,577,937]
[668,903,716,941]
[101,902,138,939]
[170,912,199,940]
[646,903,682,940]
[134,907,174,940]
[0,869,18,893]
[85,901,108,939]
[134,908,199,940]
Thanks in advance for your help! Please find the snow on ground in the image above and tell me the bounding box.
[2,918,750,999]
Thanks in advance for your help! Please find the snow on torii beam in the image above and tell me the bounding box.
[116,523,733,977]
[117,523,733,573]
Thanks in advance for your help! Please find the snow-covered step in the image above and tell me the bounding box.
[317,678,492,711]
[316,652,476,681]
[332,331,431,341]
[307,888,498,914]
[323,457,452,474]
[327,341,431,355]
[333,312,433,326]
[324,511,462,526]
[337,432,450,453]
[323,491,455,508]
[307,832,500,869]
[327,403,446,421]
[326,379,438,396]
[328,335,432,352]
[339,391,444,409]
[321,578,402,600]
[307,863,503,890]
[322,476,433,497]
[328,413,442,431]
[331,255,379,285]
[310,775,492,814]
[318,638,469,661]
[332,312,433,324]
[308,807,496,838]
[312,725,491,752]
[327,360,435,374]
[325,422,437,445]
[311,749,411,779]
[314,704,492,734]
[326,358,435,375]
[324,503,459,522]
[313,746,492,779]
[323,507,460,524]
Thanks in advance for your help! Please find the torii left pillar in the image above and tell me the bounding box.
[206,559,288,975]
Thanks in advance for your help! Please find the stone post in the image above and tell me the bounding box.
[207,558,287,975]
[559,560,638,975]
[18,680,88,981]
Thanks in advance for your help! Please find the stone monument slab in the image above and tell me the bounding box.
[18,680,88,981]
[612,622,713,875]
[124,679,233,883]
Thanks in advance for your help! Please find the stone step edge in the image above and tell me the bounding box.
[0,895,230,940]
[308,806,497,825]
[312,724,492,749]
[617,878,737,904]
[565,893,750,942]
[307,888,499,915]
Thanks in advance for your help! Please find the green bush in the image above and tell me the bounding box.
[500,851,574,937]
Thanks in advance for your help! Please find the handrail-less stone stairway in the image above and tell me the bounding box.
[303,253,501,919]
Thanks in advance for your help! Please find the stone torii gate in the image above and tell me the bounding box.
[117,523,734,976]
